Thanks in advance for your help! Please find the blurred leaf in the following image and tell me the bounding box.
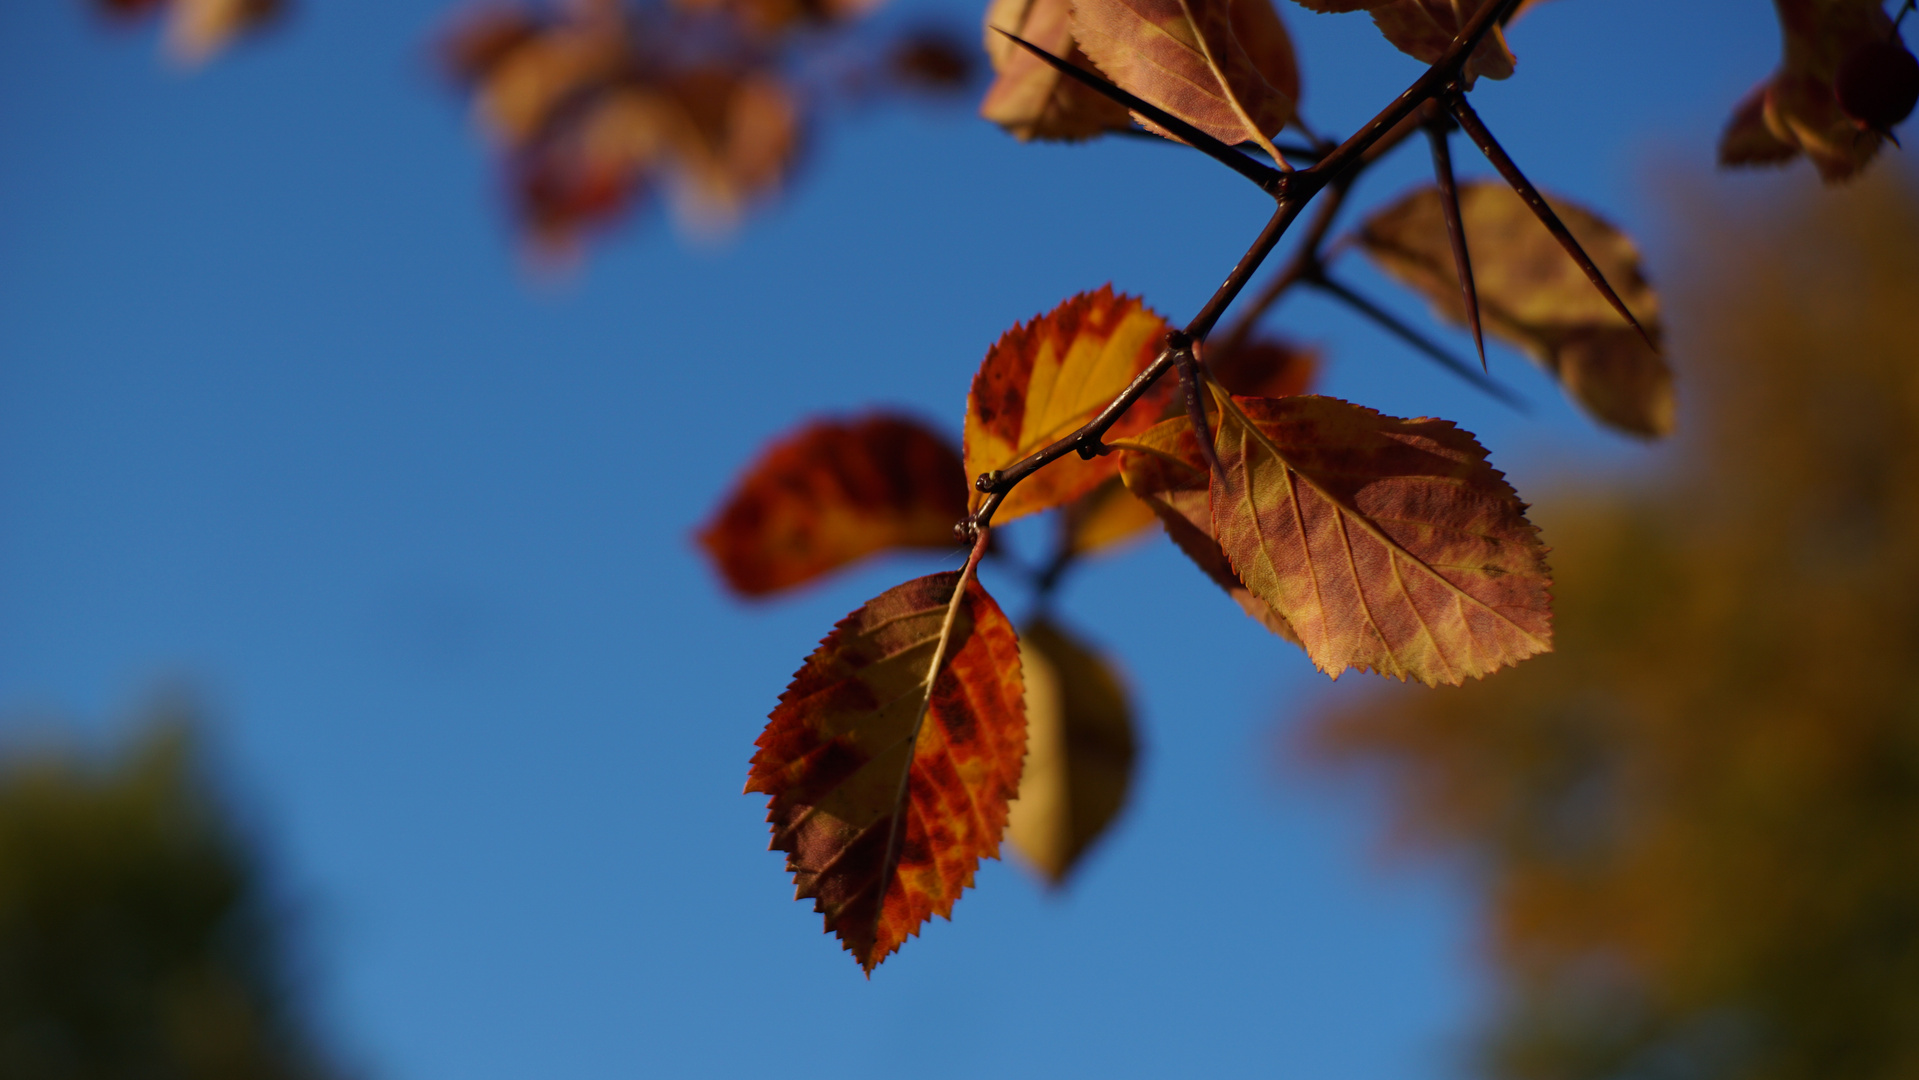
[1208,390,1552,684]
[0,721,336,1080]
[746,572,1025,972]
[697,414,967,597]
[1359,180,1674,437]
[980,0,1136,141]
[1071,0,1299,162]
[1007,618,1139,885]
[1720,0,1893,183]
[887,28,979,92]
[1062,476,1161,556]
[964,286,1176,523]
[93,0,282,64]
[1112,414,1301,643]
[1288,0,1515,85]
[1207,336,1318,399]
[1309,168,1919,1080]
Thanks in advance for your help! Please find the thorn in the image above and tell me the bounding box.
[1173,337,1225,478]
[1447,91,1658,353]
[993,29,1285,195]
[1422,99,1487,373]
[1308,271,1528,412]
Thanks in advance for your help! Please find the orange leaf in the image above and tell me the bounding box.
[1721,0,1893,183]
[1071,0,1299,162]
[980,0,1136,140]
[1289,0,1515,85]
[698,415,967,597]
[1207,336,1318,399]
[1062,476,1162,556]
[1006,618,1138,885]
[1208,391,1552,685]
[747,571,1026,971]
[1358,180,1674,437]
[1111,414,1301,643]
[964,287,1176,523]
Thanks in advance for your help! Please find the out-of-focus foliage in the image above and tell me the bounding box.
[441,0,977,252]
[1288,0,1518,85]
[1720,0,1909,183]
[1359,180,1673,437]
[1308,170,1919,1079]
[0,720,338,1080]
[92,0,283,64]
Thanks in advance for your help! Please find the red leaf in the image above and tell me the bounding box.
[698,415,968,597]
[747,571,1026,971]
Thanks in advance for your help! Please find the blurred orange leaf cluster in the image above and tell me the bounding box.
[92,0,282,64]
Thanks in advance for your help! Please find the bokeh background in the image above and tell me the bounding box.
[4,2,1903,1078]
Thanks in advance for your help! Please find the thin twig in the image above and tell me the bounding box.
[1306,270,1528,410]
[1445,90,1656,351]
[1214,176,1356,355]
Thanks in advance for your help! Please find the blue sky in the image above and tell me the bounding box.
[0,2,1786,1077]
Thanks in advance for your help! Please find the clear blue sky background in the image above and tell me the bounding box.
[1,2,1786,1077]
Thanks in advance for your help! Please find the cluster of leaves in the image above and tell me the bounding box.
[90,0,283,64]
[0,720,337,1080]
[696,0,1708,972]
[440,0,977,249]
[1307,169,1919,1080]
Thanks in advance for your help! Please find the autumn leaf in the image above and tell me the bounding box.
[965,287,1177,523]
[1070,0,1300,162]
[1206,335,1317,399]
[1006,618,1138,885]
[746,570,1026,971]
[981,0,1136,140]
[1208,390,1551,684]
[95,0,282,64]
[1111,414,1301,643]
[698,414,968,597]
[1062,476,1161,556]
[1358,180,1674,438]
[1720,0,1895,183]
[1288,0,1515,85]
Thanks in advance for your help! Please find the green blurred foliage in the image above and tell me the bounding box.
[0,718,340,1080]
[1306,168,1919,1080]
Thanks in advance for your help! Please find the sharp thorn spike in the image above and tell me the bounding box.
[1447,91,1658,354]
[993,28,1284,194]
[1173,339,1226,478]
[1309,272,1528,412]
[1424,107,1487,373]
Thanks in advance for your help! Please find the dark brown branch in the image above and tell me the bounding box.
[1214,176,1357,355]
[1422,99,1486,371]
[1175,334,1224,477]
[994,30,1285,194]
[1183,197,1305,341]
[1306,270,1528,410]
[1445,90,1657,351]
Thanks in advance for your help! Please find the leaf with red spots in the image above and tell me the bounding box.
[747,571,1026,971]
[697,415,968,597]
[1208,390,1552,684]
[964,287,1176,524]
[1111,414,1300,643]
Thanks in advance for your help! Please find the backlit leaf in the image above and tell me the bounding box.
[1006,618,1138,885]
[1720,0,1893,183]
[746,571,1026,971]
[1208,391,1552,684]
[1071,0,1300,162]
[698,415,967,597]
[1358,180,1674,437]
[95,0,282,64]
[1288,0,1515,85]
[1062,476,1162,556]
[964,287,1176,523]
[1111,414,1301,643]
[981,0,1136,140]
